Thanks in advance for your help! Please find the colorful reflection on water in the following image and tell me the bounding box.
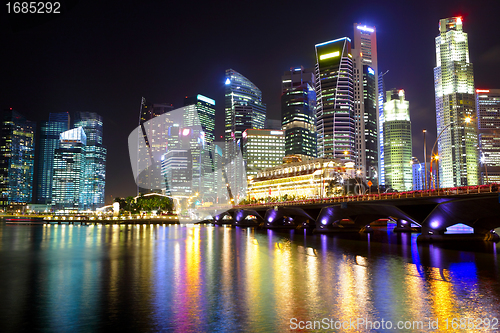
[0,224,499,332]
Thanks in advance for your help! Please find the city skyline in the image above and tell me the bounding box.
[2,1,499,201]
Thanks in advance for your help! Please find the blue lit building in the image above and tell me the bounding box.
[378,71,387,185]
[0,110,36,208]
[281,67,317,160]
[36,112,70,204]
[52,127,87,211]
[74,112,107,210]
[224,69,266,160]
[314,37,355,161]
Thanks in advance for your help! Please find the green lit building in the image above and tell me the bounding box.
[281,67,317,160]
[0,109,36,208]
[434,17,478,187]
[383,89,412,192]
[314,37,355,161]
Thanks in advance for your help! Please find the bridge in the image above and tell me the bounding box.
[213,184,500,242]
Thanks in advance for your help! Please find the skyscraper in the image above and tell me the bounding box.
[36,112,70,204]
[52,127,86,211]
[0,109,36,208]
[378,71,388,186]
[383,89,412,192]
[352,24,378,183]
[281,67,317,160]
[74,112,107,210]
[314,37,355,161]
[434,17,478,187]
[224,69,266,160]
[476,89,500,183]
[138,98,174,194]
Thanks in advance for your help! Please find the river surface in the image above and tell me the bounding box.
[0,223,499,332]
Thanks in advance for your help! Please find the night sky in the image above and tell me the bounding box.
[1,0,499,203]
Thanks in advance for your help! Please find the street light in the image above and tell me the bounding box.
[429,117,473,189]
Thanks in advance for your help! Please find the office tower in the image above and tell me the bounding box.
[161,149,192,196]
[36,112,70,204]
[184,95,216,194]
[378,71,388,185]
[138,98,174,194]
[52,127,86,211]
[314,37,355,161]
[0,109,36,207]
[281,66,317,160]
[383,89,412,192]
[74,112,107,210]
[434,17,478,187]
[242,129,285,177]
[476,89,500,183]
[224,69,266,160]
[352,24,378,183]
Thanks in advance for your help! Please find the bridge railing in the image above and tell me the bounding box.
[236,183,499,208]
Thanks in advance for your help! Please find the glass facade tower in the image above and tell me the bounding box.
[314,37,355,161]
[434,17,478,187]
[74,112,107,210]
[383,89,412,192]
[0,110,36,207]
[476,89,500,184]
[36,112,70,204]
[353,24,378,183]
[52,127,87,211]
[224,69,266,160]
[281,67,317,160]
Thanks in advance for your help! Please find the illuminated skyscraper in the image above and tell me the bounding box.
[314,37,355,161]
[378,71,388,185]
[74,112,107,210]
[224,69,266,160]
[52,127,86,211]
[281,66,317,160]
[352,24,378,183]
[434,17,478,187]
[137,99,174,194]
[36,112,70,204]
[476,89,500,183]
[0,110,36,207]
[383,89,412,192]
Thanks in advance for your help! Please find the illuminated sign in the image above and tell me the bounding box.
[319,51,339,60]
[270,131,283,135]
[368,67,374,75]
[294,68,301,71]
[398,89,404,97]
[357,25,374,33]
[225,78,231,85]
[197,94,215,105]
[476,89,490,93]
[182,128,191,136]
[456,17,462,24]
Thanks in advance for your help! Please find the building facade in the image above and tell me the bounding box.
[383,89,412,192]
[352,24,379,184]
[52,127,87,211]
[138,98,174,194]
[0,110,36,208]
[224,69,266,160]
[74,112,107,210]
[314,37,355,162]
[378,71,388,185]
[36,112,70,204]
[434,17,478,187]
[242,129,285,177]
[281,67,317,160]
[412,162,436,190]
[476,89,500,184]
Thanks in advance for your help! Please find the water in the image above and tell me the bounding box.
[0,223,499,332]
